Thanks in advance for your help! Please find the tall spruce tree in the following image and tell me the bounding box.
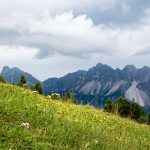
[146,112,150,125]
[104,99,114,113]
[115,98,131,117]
[0,76,6,83]
[18,74,27,86]
[35,82,43,94]
[130,102,145,121]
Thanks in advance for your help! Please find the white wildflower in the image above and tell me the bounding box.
[21,122,30,129]
[85,142,90,148]
[47,95,51,99]
[94,139,99,145]
[31,91,38,93]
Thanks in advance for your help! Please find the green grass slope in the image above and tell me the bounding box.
[0,83,150,150]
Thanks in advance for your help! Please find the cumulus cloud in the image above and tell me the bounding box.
[1,10,150,59]
[0,45,37,59]
[0,11,116,58]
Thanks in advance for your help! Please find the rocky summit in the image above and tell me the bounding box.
[43,63,150,108]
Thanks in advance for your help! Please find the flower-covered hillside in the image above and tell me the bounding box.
[0,83,150,150]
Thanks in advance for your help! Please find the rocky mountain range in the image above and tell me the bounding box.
[1,63,150,109]
[43,64,150,108]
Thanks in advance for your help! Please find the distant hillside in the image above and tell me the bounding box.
[0,83,150,150]
[0,66,40,86]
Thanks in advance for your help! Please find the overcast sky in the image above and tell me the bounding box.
[0,0,150,81]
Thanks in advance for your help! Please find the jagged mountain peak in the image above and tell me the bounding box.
[123,64,137,71]
[1,66,23,74]
[1,66,39,85]
[1,66,10,73]
[43,63,150,108]
[141,66,150,71]
[91,63,112,70]
[95,63,104,67]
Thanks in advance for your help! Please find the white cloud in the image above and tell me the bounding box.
[0,11,116,58]
[0,45,37,59]
[1,10,150,59]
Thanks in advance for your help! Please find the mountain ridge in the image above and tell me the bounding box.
[1,63,150,108]
[42,63,150,108]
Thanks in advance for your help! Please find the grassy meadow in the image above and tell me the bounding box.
[0,83,150,150]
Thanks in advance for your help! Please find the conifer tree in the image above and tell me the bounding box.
[146,112,150,125]
[18,74,27,86]
[0,76,6,83]
[35,82,43,94]
[104,99,114,113]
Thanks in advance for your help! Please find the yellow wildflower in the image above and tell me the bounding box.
[36,103,40,108]
[75,119,78,122]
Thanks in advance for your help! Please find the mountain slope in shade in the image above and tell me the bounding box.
[0,66,39,86]
[43,63,150,108]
